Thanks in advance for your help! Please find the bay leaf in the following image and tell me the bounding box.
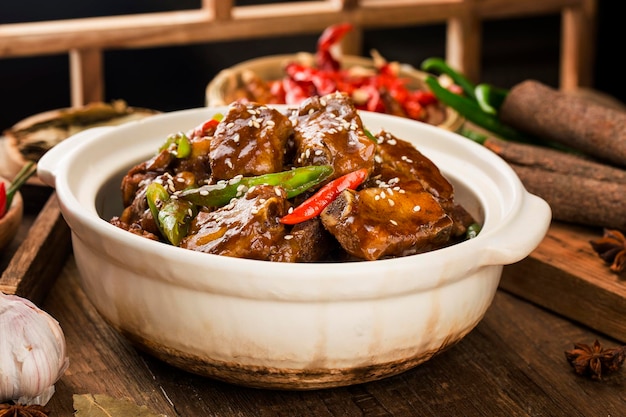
[73,393,168,417]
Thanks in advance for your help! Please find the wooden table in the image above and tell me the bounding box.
[37,257,626,417]
[3,192,626,417]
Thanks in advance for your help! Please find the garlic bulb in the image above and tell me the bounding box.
[0,291,69,406]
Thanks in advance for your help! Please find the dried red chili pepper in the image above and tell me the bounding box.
[315,22,353,71]
[279,168,368,225]
[0,181,7,219]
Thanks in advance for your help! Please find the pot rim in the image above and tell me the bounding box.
[39,106,550,299]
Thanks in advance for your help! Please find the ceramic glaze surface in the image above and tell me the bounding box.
[38,106,551,389]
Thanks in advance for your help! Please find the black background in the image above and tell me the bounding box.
[0,0,621,131]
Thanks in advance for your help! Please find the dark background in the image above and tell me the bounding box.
[0,0,621,131]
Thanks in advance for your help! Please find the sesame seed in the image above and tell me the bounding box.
[266,120,275,126]
[284,234,294,240]
[413,205,421,212]
[388,199,395,206]
[200,189,209,196]
[233,133,240,143]
[390,219,398,226]
[226,122,235,128]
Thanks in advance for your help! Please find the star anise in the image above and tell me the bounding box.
[0,403,49,417]
[564,339,626,380]
[589,229,626,275]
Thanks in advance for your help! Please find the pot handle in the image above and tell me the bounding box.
[482,192,552,266]
[37,126,114,188]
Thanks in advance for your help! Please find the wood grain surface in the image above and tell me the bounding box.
[3,182,626,416]
[500,221,626,343]
[40,255,626,417]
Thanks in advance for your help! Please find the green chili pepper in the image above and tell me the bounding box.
[179,165,334,208]
[159,132,192,158]
[421,57,477,100]
[424,75,538,144]
[459,126,488,145]
[474,83,509,115]
[364,128,378,143]
[466,222,482,239]
[146,182,197,246]
[2,161,36,217]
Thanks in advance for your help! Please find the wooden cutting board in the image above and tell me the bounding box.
[499,221,626,343]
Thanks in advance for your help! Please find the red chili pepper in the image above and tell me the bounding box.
[279,168,368,225]
[0,181,6,219]
[282,78,313,105]
[315,22,354,71]
[189,114,223,140]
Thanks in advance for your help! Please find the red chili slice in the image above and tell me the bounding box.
[279,168,369,225]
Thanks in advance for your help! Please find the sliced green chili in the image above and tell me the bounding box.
[159,132,192,158]
[146,182,197,246]
[466,223,482,239]
[179,165,334,208]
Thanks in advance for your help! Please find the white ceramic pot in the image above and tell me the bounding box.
[38,106,550,389]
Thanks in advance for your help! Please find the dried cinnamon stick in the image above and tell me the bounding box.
[499,80,626,168]
[482,136,626,184]
[509,164,626,231]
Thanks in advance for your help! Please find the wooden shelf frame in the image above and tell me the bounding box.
[0,0,596,107]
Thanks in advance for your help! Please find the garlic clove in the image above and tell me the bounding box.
[0,291,69,406]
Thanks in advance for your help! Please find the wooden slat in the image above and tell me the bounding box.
[446,9,482,83]
[560,0,597,90]
[70,48,104,106]
[473,0,581,18]
[0,0,597,107]
[0,192,71,304]
[207,0,234,21]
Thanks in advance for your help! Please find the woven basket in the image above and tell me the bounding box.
[206,53,464,132]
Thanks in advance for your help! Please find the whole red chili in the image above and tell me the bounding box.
[279,168,368,225]
[315,22,354,71]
